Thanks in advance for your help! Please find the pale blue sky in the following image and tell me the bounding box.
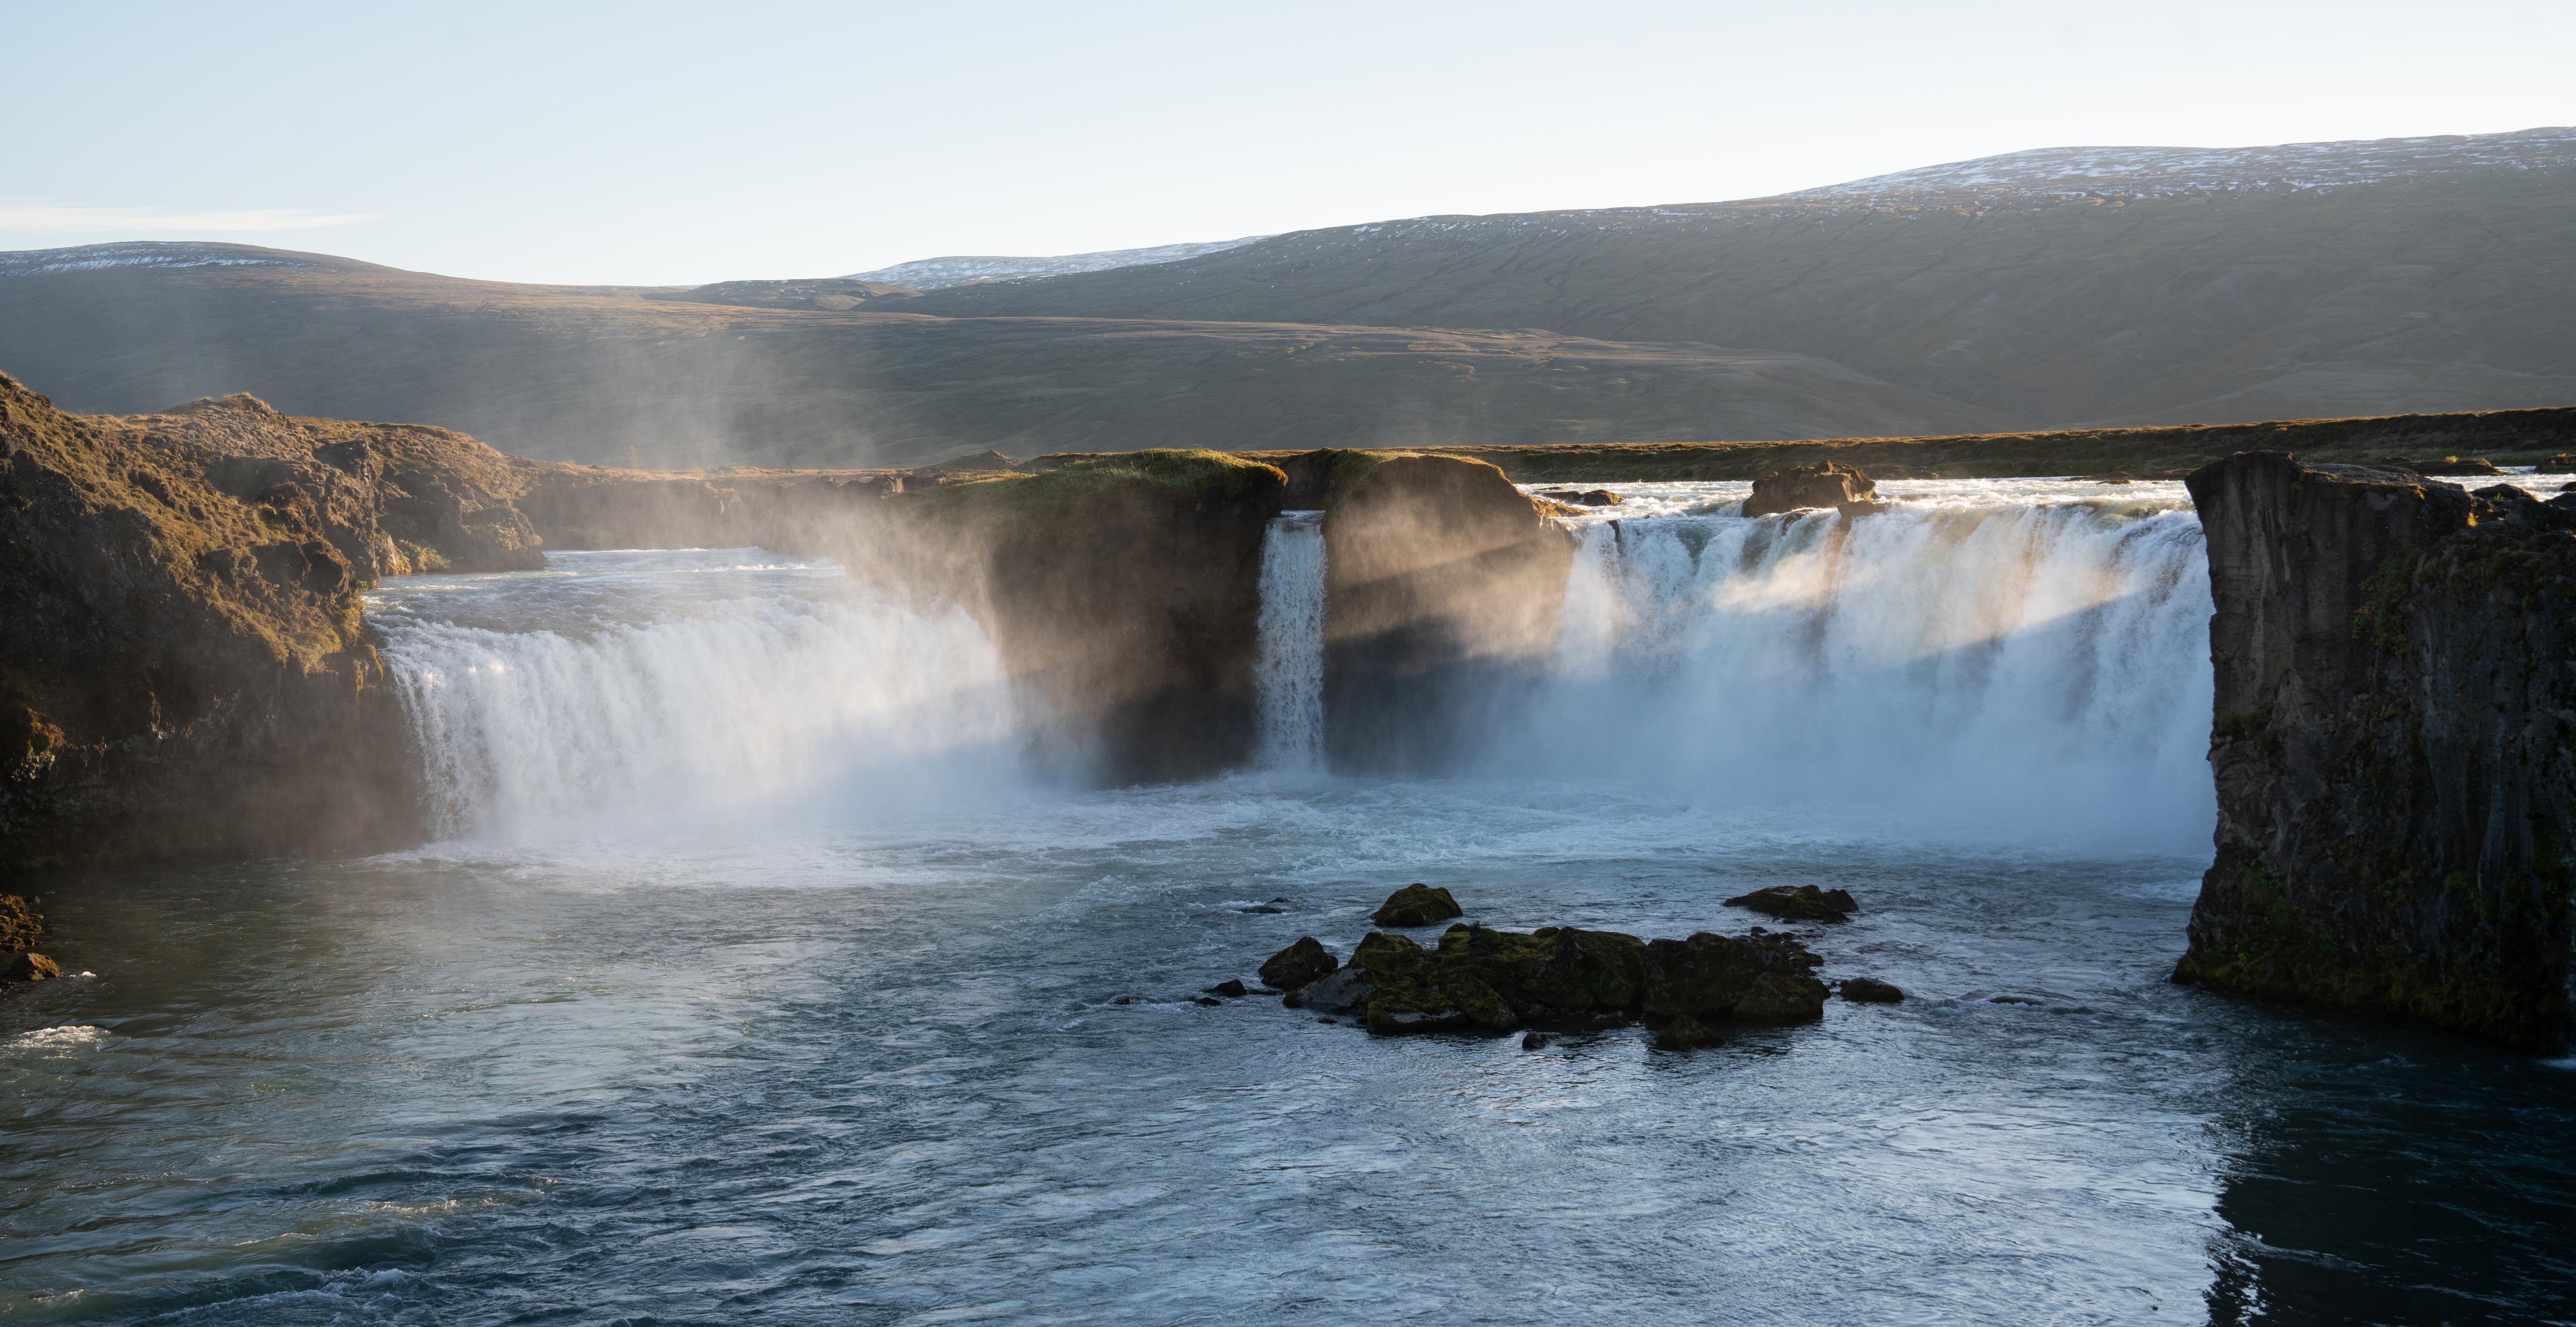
[5,0,2568,285]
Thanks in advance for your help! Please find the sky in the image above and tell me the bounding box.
[6,0,2569,286]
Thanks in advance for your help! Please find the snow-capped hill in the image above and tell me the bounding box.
[0,242,313,277]
[1790,126,2576,203]
[845,236,1268,289]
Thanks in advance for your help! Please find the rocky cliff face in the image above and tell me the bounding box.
[870,451,1289,784]
[0,375,539,870]
[2177,451,2576,1047]
[1288,452,1575,772]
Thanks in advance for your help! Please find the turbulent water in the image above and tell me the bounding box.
[6,482,2573,1325]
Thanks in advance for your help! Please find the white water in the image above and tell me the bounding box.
[1253,511,1329,772]
[369,550,1023,843]
[1506,481,2216,849]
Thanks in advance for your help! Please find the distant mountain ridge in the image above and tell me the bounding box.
[844,236,1268,290]
[2,126,2569,466]
[899,126,2576,430]
[1784,126,2576,206]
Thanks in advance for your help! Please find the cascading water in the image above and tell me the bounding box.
[1506,485,2215,848]
[1252,510,1329,772]
[369,549,1023,842]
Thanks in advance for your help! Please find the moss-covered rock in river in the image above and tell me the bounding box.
[1273,901,1837,1038]
[1259,936,1338,992]
[1371,883,1463,927]
[1641,931,1829,1024]
[1840,977,1905,1003]
[1724,885,1859,923]
[2177,452,2576,1047]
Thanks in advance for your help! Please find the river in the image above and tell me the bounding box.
[5,479,2570,1324]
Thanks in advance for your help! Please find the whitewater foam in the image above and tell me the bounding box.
[1505,482,2215,849]
[1253,512,1328,772]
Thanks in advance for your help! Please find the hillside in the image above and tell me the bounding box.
[0,243,2009,469]
[901,128,2576,428]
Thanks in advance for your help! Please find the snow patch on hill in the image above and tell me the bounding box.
[1792,126,2576,203]
[0,242,308,276]
[846,236,1269,289]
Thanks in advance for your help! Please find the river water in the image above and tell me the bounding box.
[5,481,2571,1324]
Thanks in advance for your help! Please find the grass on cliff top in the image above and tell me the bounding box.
[918,449,1285,513]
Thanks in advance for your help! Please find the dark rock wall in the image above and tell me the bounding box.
[860,453,1290,785]
[2178,451,2576,1046]
[1301,452,1575,772]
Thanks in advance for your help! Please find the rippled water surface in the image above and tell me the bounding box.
[7,494,2573,1324]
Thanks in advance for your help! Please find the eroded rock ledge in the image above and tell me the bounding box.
[1,376,548,868]
[2176,452,2576,1047]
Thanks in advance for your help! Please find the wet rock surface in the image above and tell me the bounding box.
[1840,977,1906,1003]
[1741,461,1886,518]
[1724,884,1859,923]
[1255,889,1879,1044]
[1258,937,1338,992]
[1371,883,1463,928]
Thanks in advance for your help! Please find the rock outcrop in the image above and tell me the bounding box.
[1270,888,1857,1041]
[1740,461,1885,518]
[1,379,484,867]
[1724,885,1859,923]
[1272,451,1575,772]
[868,450,1291,784]
[1259,936,1338,991]
[1370,883,1463,927]
[2176,451,2576,1047]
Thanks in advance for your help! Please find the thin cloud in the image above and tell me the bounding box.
[0,205,376,233]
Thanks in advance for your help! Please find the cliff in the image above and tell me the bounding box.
[1281,452,1575,771]
[0,375,539,870]
[2177,452,2576,1047]
[883,451,1290,783]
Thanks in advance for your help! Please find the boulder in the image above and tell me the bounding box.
[1840,977,1906,1003]
[1641,931,1829,1023]
[1205,979,1249,998]
[1282,964,1376,1015]
[1741,462,1885,518]
[4,952,58,983]
[1371,883,1463,927]
[1724,885,1859,923]
[1258,937,1338,992]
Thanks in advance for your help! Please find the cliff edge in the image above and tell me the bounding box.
[2178,451,2576,1047]
[0,374,537,870]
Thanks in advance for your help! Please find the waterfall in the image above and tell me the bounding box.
[1514,498,2216,847]
[1253,511,1328,772]
[370,551,1023,842]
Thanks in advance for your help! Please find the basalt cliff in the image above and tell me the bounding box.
[2177,452,2576,1047]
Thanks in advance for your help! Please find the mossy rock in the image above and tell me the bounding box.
[1724,885,1858,923]
[1372,883,1463,927]
[1732,972,1829,1023]
[1642,931,1828,1022]
[1258,937,1338,992]
[1840,977,1905,1003]
[0,895,39,953]
[4,952,58,983]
